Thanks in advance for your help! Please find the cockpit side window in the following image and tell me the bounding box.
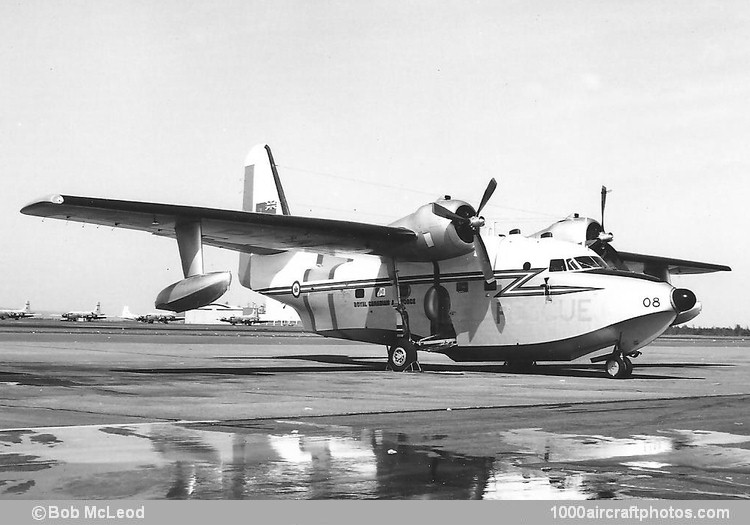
[574,255,608,269]
[574,256,599,269]
[565,258,581,271]
[549,259,566,272]
[592,256,608,268]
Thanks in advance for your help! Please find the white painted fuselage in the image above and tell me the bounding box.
[244,234,679,363]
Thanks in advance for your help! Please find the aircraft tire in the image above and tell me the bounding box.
[622,356,634,378]
[605,357,629,379]
[388,342,417,372]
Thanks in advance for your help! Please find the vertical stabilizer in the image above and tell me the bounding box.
[24,301,31,313]
[242,144,290,216]
[95,302,101,315]
[239,144,291,288]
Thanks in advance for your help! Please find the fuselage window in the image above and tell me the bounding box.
[549,259,566,272]
[399,284,411,298]
[456,281,469,293]
[355,288,365,298]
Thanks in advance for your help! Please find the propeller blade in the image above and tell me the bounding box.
[431,202,467,223]
[589,238,628,271]
[473,233,496,285]
[476,178,498,215]
[600,185,609,231]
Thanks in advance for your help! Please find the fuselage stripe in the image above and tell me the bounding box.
[255,268,602,299]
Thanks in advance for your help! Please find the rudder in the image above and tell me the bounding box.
[239,144,291,289]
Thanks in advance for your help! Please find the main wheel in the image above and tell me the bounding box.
[388,343,417,372]
[605,357,628,379]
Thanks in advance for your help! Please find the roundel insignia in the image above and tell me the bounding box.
[291,281,301,298]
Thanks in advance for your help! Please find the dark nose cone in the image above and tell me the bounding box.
[671,288,697,312]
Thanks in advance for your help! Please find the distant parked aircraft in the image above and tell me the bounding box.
[121,306,183,324]
[61,302,106,322]
[0,301,34,320]
[220,314,260,326]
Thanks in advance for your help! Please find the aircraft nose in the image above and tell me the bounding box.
[671,288,697,313]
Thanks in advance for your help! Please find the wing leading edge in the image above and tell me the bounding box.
[21,194,417,258]
[618,251,731,275]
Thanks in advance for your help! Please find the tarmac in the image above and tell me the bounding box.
[0,320,748,499]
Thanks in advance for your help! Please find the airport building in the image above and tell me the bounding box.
[184,303,242,325]
[183,299,300,325]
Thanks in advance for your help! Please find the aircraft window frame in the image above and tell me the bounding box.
[592,255,608,268]
[565,258,581,271]
[549,259,566,272]
[355,288,365,299]
[574,256,601,269]
[399,284,411,298]
[456,281,469,293]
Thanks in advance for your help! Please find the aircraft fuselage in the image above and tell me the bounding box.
[246,235,685,363]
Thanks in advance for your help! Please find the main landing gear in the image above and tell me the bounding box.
[386,303,422,372]
[387,339,421,372]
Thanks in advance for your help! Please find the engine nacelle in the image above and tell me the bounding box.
[155,271,231,312]
[389,200,477,261]
[530,215,606,245]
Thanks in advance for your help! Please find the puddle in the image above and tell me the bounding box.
[0,422,748,499]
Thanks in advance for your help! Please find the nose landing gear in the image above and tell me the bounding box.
[604,355,633,379]
[592,335,641,379]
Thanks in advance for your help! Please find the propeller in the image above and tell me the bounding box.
[601,185,610,231]
[589,185,627,270]
[432,178,498,286]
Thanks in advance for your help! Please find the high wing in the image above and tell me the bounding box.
[618,251,731,275]
[21,194,417,258]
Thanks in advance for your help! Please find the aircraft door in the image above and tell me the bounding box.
[424,284,456,338]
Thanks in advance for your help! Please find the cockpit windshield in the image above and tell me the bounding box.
[549,256,608,272]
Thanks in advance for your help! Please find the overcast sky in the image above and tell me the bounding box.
[1,0,746,326]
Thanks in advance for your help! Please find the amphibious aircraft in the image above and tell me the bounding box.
[61,302,106,322]
[121,306,183,324]
[21,145,730,378]
[0,301,34,320]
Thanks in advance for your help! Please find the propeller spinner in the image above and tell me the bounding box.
[432,179,498,286]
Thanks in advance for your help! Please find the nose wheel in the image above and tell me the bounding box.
[605,355,633,379]
[593,334,639,379]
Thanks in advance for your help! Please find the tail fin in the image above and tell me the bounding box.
[121,306,134,319]
[95,302,101,315]
[24,301,31,313]
[239,144,290,288]
[242,144,290,216]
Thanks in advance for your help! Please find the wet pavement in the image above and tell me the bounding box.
[0,322,749,499]
[1,394,748,499]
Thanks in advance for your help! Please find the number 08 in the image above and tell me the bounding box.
[643,297,660,308]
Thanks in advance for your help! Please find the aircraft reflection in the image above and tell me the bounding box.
[0,422,748,499]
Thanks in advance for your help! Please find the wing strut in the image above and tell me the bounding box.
[175,220,204,277]
[155,219,231,312]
